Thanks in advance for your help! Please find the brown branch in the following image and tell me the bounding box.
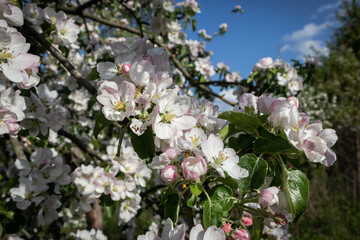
[59,0,102,14]
[10,137,26,160]
[23,22,97,95]
[192,80,242,86]
[60,11,236,106]
[58,129,103,160]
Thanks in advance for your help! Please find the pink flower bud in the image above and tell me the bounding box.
[181,155,207,181]
[259,186,280,208]
[241,217,253,227]
[122,64,131,75]
[286,96,299,109]
[160,166,179,184]
[221,222,231,233]
[232,229,249,240]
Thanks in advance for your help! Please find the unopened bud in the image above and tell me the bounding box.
[122,64,131,75]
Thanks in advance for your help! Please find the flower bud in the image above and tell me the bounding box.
[241,217,253,227]
[232,229,249,240]
[160,166,179,184]
[181,155,207,181]
[221,222,231,234]
[259,186,280,208]
[121,64,131,75]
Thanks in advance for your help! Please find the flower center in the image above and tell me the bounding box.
[60,29,67,36]
[114,101,126,111]
[214,150,229,166]
[190,135,200,148]
[161,111,176,123]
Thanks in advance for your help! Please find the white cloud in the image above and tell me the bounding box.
[281,22,332,57]
[213,88,237,112]
[283,22,329,41]
[317,1,340,13]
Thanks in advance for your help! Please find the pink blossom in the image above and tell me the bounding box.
[181,155,207,181]
[221,223,231,233]
[232,229,249,240]
[160,166,179,184]
[241,217,253,227]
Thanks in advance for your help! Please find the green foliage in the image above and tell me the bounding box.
[218,111,262,137]
[130,126,156,163]
[237,154,268,194]
[283,169,309,223]
[93,111,112,138]
[164,193,180,225]
[253,127,295,154]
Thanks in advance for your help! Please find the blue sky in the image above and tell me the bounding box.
[181,0,342,109]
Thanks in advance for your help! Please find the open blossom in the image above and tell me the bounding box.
[138,218,186,240]
[97,80,136,121]
[195,56,215,80]
[268,98,299,129]
[181,155,207,181]
[189,224,226,240]
[154,94,196,140]
[201,134,248,180]
[0,0,23,26]
[286,120,338,166]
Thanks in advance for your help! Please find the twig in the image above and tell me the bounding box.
[59,0,102,14]
[119,1,144,36]
[60,11,236,106]
[23,22,97,95]
[58,129,103,160]
[192,81,242,86]
[10,137,26,159]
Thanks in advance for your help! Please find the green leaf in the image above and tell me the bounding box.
[251,217,264,240]
[229,133,255,153]
[253,127,294,154]
[0,224,2,238]
[284,169,309,222]
[218,111,262,137]
[208,185,234,211]
[216,177,239,190]
[130,126,155,163]
[190,184,202,196]
[187,193,197,207]
[87,67,100,81]
[237,154,268,194]
[218,124,240,140]
[99,194,113,206]
[87,95,97,111]
[4,213,25,234]
[192,19,197,31]
[203,201,223,228]
[164,193,180,224]
[93,111,112,138]
[0,206,14,220]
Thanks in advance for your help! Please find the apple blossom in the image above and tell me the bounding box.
[160,165,179,184]
[181,155,207,181]
[201,134,248,180]
[232,229,250,240]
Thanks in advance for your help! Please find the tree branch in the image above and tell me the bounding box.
[23,22,97,95]
[61,11,236,106]
[58,129,103,160]
[10,137,26,160]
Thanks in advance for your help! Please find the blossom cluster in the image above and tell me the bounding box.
[251,57,304,95]
[9,148,71,226]
[24,3,80,48]
[237,93,338,166]
[72,141,151,224]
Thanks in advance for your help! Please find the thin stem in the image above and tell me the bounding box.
[116,121,131,157]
